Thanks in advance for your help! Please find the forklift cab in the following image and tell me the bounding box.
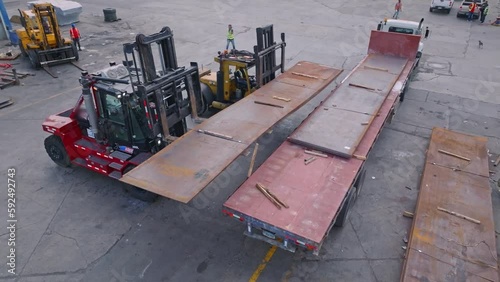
[74,80,151,153]
[215,53,257,99]
[234,67,257,92]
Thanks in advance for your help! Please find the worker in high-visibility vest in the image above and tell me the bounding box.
[467,1,477,21]
[480,1,489,23]
[69,24,82,51]
[226,24,235,50]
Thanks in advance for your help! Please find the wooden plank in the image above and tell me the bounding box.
[401,127,499,282]
[247,143,259,177]
[120,62,343,203]
[288,54,408,158]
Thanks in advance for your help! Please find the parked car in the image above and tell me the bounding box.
[457,0,483,18]
[430,0,454,13]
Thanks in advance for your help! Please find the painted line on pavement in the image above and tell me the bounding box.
[249,245,277,282]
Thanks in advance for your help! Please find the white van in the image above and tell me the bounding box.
[430,0,454,14]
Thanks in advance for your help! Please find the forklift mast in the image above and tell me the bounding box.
[214,24,286,103]
[122,26,203,145]
[254,25,286,88]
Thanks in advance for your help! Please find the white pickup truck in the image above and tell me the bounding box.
[376,18,429,65]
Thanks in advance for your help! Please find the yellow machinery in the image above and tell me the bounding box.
[16,3,82,78]
[197,24,286,114]
[199,50,257,111]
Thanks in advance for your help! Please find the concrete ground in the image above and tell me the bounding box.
[0,0,499,281]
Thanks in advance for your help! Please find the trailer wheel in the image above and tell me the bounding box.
[122,165,158,203]
[334,187,356,228]
[400,84,407,102]
[44,135,71,167]
[354,169,366,198]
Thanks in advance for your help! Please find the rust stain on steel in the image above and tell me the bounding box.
[223,61,415,244]
[401,127,499,282]
[120,61,343,203]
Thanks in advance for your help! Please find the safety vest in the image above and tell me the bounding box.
[484,6,489,14]
[227,29,234,40]
[70,28,80,39]
[469,3,476,12]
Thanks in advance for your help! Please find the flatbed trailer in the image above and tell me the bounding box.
[222,30,421,254]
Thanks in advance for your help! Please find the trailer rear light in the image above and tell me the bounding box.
[306,244,317,251]
[285,236,317,250]
[222,209,244,222]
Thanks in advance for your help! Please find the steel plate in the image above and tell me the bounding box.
[120,61,343,203]
[401,127,498,282]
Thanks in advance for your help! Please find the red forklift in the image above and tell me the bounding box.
[42,26,205,201]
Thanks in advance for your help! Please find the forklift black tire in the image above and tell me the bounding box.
[27,49,41,69]
[44,135,71,167]
[19,44,27,57]
[199,83,214,116]
[334,187,356,228]
[122,165,158,203]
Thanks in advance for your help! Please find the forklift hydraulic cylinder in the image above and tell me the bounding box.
[81,75,100,139]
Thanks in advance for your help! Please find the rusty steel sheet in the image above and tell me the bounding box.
[425,128,490,178]
[223,61,412,244]
[120,61,343,203]
[288,54,409,158]
[401,127,499,282]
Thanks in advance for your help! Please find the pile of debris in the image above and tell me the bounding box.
[0,64,34,89]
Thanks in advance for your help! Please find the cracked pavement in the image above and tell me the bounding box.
[0,0,499,281]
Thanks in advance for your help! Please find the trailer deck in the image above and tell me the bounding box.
[120,61,342,203]
[288,54,409,158]
[223,31,421,253]
[401,128,499,282]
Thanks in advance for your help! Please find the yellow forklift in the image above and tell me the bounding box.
[198,24,286,114]
[16,3,83,78]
